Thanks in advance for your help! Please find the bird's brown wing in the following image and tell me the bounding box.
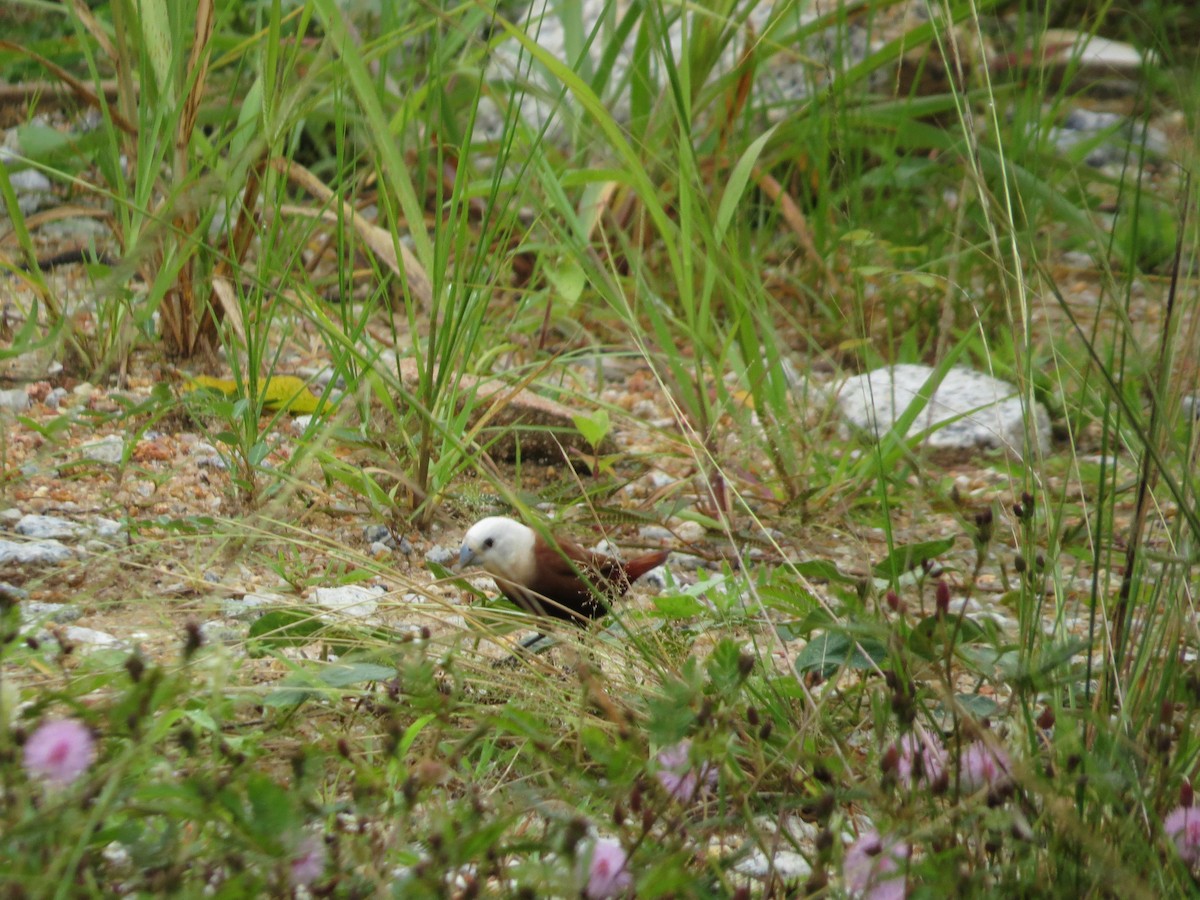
[515,536,610,623]
[510,536,669,626]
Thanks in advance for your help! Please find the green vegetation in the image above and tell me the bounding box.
[1,0,1198,896]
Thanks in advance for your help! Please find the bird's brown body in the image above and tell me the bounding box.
[459,517,669,627]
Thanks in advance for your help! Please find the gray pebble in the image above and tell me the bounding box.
[363,524,394,546]
[638,525,675,543]
[19,600,82,625]
[0,388,30,412]
[0,539,74,565]
[16,514,86,540]
[425,545,457,566]
[222,591,284,620]
[200,620,249,645]
[0,581,29,601]
[314,584,383,618]
[79,435,125,465]
[60,625,122,648]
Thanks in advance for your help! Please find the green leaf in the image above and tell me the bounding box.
[652,593,706,618]
[872,538,956,580]
[791,558,858,584]
[246,774,293,845]
[318,662,397,688]
[572,408,611,451]
[952,693,1000,719]
[714,124,778,242]
[247,609,322,652]
[794,632,889,676]
[706,638,746,694]
[546,258,586,305]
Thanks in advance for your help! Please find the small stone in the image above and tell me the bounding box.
[674,520,705,543]
[424,546,456,566]
[61,625,121,647]
[44,388,68,409]
[733,848,812,881]
[0,581,29,602]
[0,539,73,565]
[638,525,675,543]
[647,470,676,489]
[0,388,30,412]
[0,509,22,524]
[200,620,248,645]
[363,524,394,546]
[80,435,125,465]
[92,517,123,538]
[369,541,392,557]
[672,553,709,572]
[313,584,382,618]
[15,514,86,540]
[222,592,284,620]
[19,600,81,625]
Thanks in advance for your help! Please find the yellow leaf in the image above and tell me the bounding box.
[183,375,319,415]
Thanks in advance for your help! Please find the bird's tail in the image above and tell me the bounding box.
[622,551,670,583]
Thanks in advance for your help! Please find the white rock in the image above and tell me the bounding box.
[16,514,85,539]
[733,848,812,880]
[62,626,121,647]
[0,539,73,565]
[0,388,30,412]
[834,365,1050,457]
[80,435,125,465]
[313,584,383,618]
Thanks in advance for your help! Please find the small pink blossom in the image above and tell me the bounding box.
[844,829,909,900]
[580,838,632,899]
[894,729,946,789]
[23,718,95,787]
[655,739,717,803]
[290,834,327,887]
[959,740,1012,792]
[1165,806,1200,866]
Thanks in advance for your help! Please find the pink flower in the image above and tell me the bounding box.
[844,830,909,900]
[23,718,96,787]
[894,729,946,789]
[959,740,1012,792]
[290,834,327,887]
[655,739,717,803]
[580,838,632,899]
[1165,806,1200,865]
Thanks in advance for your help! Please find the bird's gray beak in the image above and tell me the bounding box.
[458,545,476,569]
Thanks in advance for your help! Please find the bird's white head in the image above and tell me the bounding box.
[458,516,538,584]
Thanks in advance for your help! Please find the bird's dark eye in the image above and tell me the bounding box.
[483,537,494,549]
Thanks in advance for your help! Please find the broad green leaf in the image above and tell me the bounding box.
[319,662,397,688]
[652,594,707,618]
[572,408,611,450]
[794,632,889,676]
[872,538,956,580]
